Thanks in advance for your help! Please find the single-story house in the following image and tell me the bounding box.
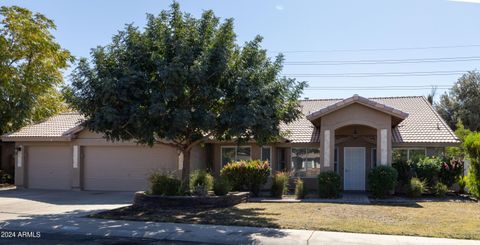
[2,95,460,191]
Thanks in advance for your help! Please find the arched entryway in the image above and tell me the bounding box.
[335,124,377,191]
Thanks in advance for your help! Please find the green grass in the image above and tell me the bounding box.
[92,201,480,240]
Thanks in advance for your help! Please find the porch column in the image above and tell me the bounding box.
[72,145,81,190]
[376,128,392,165]
[321,128,335,171]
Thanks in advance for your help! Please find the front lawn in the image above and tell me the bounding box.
[91,201,480,240]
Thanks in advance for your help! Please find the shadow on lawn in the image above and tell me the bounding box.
[91,205,283,228]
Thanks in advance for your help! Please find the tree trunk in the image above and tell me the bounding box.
[181,149,191,180]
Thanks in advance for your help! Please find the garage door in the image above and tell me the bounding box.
[27,146,72,190]
[83,146,178,191]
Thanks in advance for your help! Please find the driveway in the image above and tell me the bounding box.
[0,188,133,221]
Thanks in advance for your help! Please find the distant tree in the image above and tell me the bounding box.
[435,71,480,131]
[0,6,72,135]
[66,3,306,179]
[426,86,437,105]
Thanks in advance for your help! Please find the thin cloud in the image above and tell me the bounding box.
[449,0,480,3]
[275,5,284,11]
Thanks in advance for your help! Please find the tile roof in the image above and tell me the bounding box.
[2,112,84,140]
[281,96,460,144]
[3,96,459,145]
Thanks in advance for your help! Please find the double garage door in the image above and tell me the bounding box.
[26,145,177,191]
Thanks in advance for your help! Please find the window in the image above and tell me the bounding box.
[221,146,251,166]
[393,148,426,162]
[371,148,377,167]
[291,147,320,177]
[261,146,272,162]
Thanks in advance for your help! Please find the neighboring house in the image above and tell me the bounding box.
[2,95,459,191]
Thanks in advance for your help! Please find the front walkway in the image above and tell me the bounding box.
[250,192,371,204]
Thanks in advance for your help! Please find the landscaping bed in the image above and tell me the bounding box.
[91,200,480,240]
[133,191,249,209]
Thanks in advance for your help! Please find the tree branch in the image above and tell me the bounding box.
[185,131,213,152]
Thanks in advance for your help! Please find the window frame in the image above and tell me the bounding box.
[371,148,377,167]
[260,146,272,162]
[392,148,427,161]
[290,146,321,178]
[220,146,252,166]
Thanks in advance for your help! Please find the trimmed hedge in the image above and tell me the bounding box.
[148,171,182,196]
[318,171,341,198]
[368,166,398,198]
[220,160,270,196]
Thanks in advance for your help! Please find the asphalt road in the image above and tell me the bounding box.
[0,231,213,245]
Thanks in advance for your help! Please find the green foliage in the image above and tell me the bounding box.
[464,132,480,198]
[458,175,467,194]
[213,177,231,196]
[392,159,413,189]
[295,178,307,199]
[271,171,289,198]
[407,177,427,198]
[220,160,270,196]
[189,170,214,196]
[439,157,463,187]
[368,166,398,198]
[0,6,72,135]
[412,157,442,187]
[148,171,182,196]
[65,2,306,179]
[434,182,448,198]
[436,71,480,131]
[317,171,341,198]
[446,121,473,159]
[0,170,12,184]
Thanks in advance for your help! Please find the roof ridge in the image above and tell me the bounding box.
[300,95,424,101]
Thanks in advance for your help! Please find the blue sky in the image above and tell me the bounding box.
[3,0,480,99]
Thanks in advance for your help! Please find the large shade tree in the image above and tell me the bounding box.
[67,3,306,179]
[0,6,72,135]
[436,71,480,131]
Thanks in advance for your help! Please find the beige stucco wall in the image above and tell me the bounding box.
[319,103,393,170]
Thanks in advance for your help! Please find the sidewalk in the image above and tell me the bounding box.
[1,213,478,245]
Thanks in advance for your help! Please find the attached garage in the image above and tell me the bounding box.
[82,145,178,191]
[27,146,72,190]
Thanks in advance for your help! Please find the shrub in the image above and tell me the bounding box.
[213,177,232,196]
[271,171,289,198]
[434,182,448,198]
[407,177,426,198]
[148,171,182,196]
[458,175,467,194]
[439,157,464,187]
[412,157,442,187]
[0,170,12,184]
[189,170,214,196]
[368,166,398,198]
[295,178,308,199]
[392,159,413,187]
[318,171,341,198]
[465,132,480,198]
[220,160,270,196]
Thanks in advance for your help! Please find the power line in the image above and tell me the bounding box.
[271,44,480,54]
[284,56,480,65]
[282,70,467,78]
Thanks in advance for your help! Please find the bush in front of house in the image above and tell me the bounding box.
[0,170,12,184]
[368,166,398,198]
[295,177,308,199]
[220,160,270,196]
[434,182,448,198]
[271,171,289,198]
[464,132,480,198]
[148,171,182,196]
[392,159,414,191]
[189,170,214,196]
[412,157,442,187]
[457,175,467,194]
[213,177,232,196]
[439,157,464,188]
[317,171,341,198]
[406,177,426,198]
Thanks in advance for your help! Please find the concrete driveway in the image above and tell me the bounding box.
[0,188,133,221]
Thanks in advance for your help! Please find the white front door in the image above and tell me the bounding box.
[343,147,366,191]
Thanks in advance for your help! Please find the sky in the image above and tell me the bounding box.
[2,0,480,100]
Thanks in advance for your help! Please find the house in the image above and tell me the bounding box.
[2,95,459,191]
